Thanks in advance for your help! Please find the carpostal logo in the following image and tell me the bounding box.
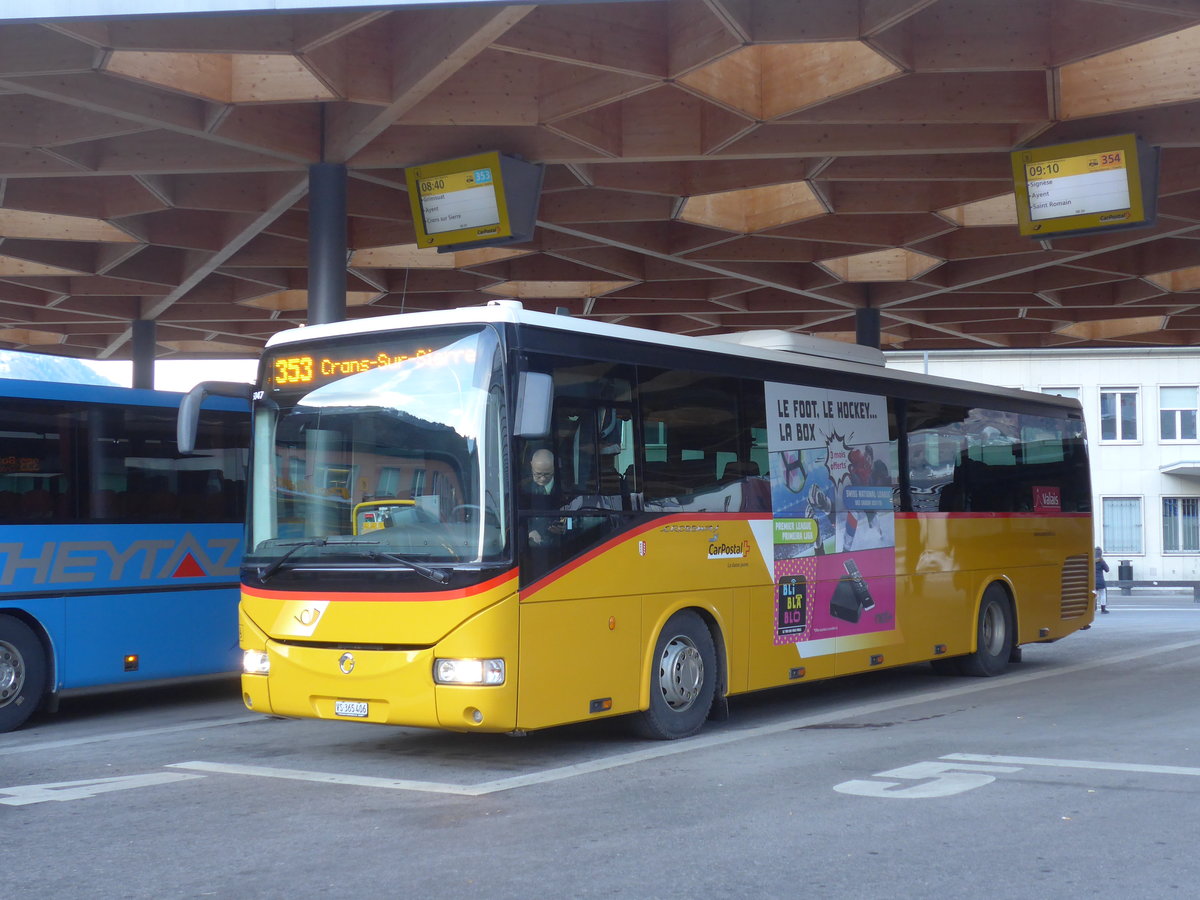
[707,539,751,560]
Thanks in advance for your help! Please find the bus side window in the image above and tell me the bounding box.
[905,400,970,512]
[638,368,749,510]
[516,358,637,584]
[0,401,79,523]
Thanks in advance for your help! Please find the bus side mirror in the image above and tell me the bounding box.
[178,381,253,453]
[515,372,553,438]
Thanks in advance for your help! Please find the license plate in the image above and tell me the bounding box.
[334,700,369,718]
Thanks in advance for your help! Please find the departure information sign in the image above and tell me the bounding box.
[1024,148,1128,221]
[1011,134,1156,238]
[405,152,512,248]
[413,166,500,236]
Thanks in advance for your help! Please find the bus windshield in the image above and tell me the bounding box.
[247,326,509,569]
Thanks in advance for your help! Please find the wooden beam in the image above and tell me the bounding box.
[324,5,534,162]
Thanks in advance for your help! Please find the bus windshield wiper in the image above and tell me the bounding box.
[257,538,330,581]
[257,538,450,584]
[361,550,451,584]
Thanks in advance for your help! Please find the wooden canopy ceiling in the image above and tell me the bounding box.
[3,0,1200,360]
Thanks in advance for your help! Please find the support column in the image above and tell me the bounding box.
[307,162,347,326]
[131,319,156,390]
[855,307,881,349]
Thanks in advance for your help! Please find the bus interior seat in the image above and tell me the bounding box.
[641,460,679,499]
[720,460,760,483]
[21,488,54,519]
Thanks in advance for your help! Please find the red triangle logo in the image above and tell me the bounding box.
[172,553,206,578]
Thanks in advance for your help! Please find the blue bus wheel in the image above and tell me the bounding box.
[0,615,47,733]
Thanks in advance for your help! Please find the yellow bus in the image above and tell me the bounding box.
[208,301,1092,739]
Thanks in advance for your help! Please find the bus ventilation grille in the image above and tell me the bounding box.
[1060,554,1090,619]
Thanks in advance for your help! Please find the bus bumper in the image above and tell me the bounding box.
[239,595,520,732]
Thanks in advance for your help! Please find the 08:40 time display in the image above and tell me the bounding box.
[274,356,314,385]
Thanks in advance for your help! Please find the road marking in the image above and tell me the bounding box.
[834,759,1024,799]
[0,772,204,806]
[169,761,478,796]
[0,715,262,758]
[169,637,1200,796]
[833,751,1200,800]
[943,753,1200,777]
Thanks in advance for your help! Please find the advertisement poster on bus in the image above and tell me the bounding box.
[765,383,897,649]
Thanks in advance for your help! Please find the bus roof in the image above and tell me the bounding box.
[266,301,1081,413]
[0,376,248,411]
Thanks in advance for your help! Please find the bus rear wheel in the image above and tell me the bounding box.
[634,610,717,740]
[0,615,46,732]
[958,585,1014,677]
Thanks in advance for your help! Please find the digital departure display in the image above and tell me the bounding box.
[1010,133,1158,239]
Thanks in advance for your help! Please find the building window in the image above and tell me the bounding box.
[1100,388,1138,441]
[1102,497,1143,554]
[1159,386,1198,442]
[1162,497,1200,553]
[1041,387,1080,400]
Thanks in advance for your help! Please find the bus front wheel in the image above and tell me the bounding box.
[958,586,1014,678]
[0,615,47,732]
[634,610,717,740]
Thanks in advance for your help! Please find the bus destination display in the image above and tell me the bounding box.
[268,347,433,390]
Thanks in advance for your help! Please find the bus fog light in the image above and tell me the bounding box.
[243,649,270,675]
[433,658,504,685]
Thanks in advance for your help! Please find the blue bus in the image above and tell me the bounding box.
[0,377,248,731]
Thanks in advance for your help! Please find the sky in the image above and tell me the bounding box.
[82,358,259,392]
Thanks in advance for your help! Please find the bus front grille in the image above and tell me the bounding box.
[1060,554,1090,619]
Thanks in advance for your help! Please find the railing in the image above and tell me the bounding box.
[1113,580,1200,601]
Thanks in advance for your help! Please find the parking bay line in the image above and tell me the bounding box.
[170,636,1200,797]
[945,753,1200,777]
[0,715,262,758]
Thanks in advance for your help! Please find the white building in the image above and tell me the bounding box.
[887,348,1200,582]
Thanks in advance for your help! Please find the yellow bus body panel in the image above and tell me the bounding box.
[240,576,520,732]
[240,511,1092,733]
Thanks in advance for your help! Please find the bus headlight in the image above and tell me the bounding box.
[433,658,505,686]
[243,649,270,675]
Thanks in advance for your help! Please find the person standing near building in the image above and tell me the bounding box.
[1095,546,1110,614]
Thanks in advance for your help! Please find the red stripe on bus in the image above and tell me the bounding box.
[242,569,518,603]
[897,511,1091,519]
[520,511,772,601]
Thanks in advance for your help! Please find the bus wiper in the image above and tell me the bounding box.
[257,539,329,581]
[362,550,451,584]
[258,539,451,584]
